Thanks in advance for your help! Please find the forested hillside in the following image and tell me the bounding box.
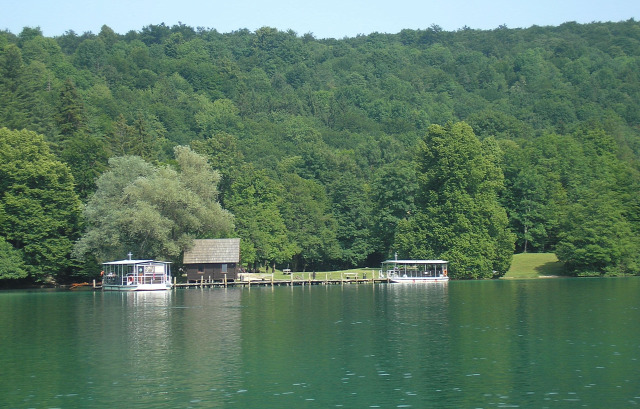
[1,20,639,283]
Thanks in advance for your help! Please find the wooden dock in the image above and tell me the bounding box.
[173,277,390,289]
[91,275,389,290]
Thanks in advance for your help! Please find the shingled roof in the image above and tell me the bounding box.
[183,239,240,264]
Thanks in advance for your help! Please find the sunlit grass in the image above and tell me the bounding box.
[270,268,379,280]
[504,253,565,279]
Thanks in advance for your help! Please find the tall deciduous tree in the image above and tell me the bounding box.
[556,183,638,275]
[395,122,515,278]
[554,126,640,275]
[0,128,82,282]
[55,78,109,199]
[277,160,340,271]
[225,164,296,271]
[370,160,418,260]
[73,146,234,262]
[0,237,28,280]
[329,171,374,268]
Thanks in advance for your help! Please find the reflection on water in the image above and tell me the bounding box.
[102,289,244,408]
[0,288,244,408]
[1,279,640,408]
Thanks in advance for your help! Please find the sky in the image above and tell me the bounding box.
[1,0,638,39]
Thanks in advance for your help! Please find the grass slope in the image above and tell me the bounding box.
[504,253,565,279]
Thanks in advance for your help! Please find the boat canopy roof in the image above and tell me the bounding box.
[382,259,447,264]
[102,259,171,265]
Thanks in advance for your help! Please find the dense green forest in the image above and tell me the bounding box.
[1,20,639,284]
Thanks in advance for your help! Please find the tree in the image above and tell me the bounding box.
[55,78,86,138]
[194,96,242,136]
[107,114,135,156]
[0,128,82,282]
[59,132,109,199]
[370,160,418,260]
[0,44,28,130]
[190,131,244,206]
[556,182,638,275]
[128,111,166,161]
[328,171,374,268]
[0,236,28,280]
[554,126,640,275]
[500,140,563,253]
[225,164,296,271]
[73,146,234,263]
[278,161,340,271]
[395,122,515,278]
[74,38,107,72]
[54,78,108,198]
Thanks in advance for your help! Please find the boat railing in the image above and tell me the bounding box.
[386,269,444,278]
[112,274,167,286]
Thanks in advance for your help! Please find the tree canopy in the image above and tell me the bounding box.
[73,146,234,263]
[395,122,515,278]
[0,127,82,282]
[1,20,640,282]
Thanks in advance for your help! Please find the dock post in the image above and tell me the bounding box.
[93,279,96,289]
[224,273,227,287]
[291,272,293,286]
[200,277,203,288]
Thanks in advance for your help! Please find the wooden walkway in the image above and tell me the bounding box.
[174,277,390,289]
[91,276,389,290]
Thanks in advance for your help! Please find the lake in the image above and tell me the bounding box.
[1,278,639,408]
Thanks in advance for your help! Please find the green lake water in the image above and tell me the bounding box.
[1,278,639,408]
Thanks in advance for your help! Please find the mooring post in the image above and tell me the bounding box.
[224,273,227,288]
[271,273,274,287]
[93,279,96,289]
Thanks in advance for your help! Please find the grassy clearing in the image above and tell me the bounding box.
[504,253,565,279]
[269,268,379,280]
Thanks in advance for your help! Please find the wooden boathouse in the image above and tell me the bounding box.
[183,238,240,283]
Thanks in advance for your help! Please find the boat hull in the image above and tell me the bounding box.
[102,283,172,291]
[388,276,449,283]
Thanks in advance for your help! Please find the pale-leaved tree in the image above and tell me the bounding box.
[74,146,234,262]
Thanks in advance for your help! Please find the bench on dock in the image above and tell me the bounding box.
[343,272,358,280]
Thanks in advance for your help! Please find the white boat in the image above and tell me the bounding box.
[381,258,449,283]
[101,253,172,291]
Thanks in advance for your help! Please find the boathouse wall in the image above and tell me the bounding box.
[183,238,240,282]
[185,263,238,282]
